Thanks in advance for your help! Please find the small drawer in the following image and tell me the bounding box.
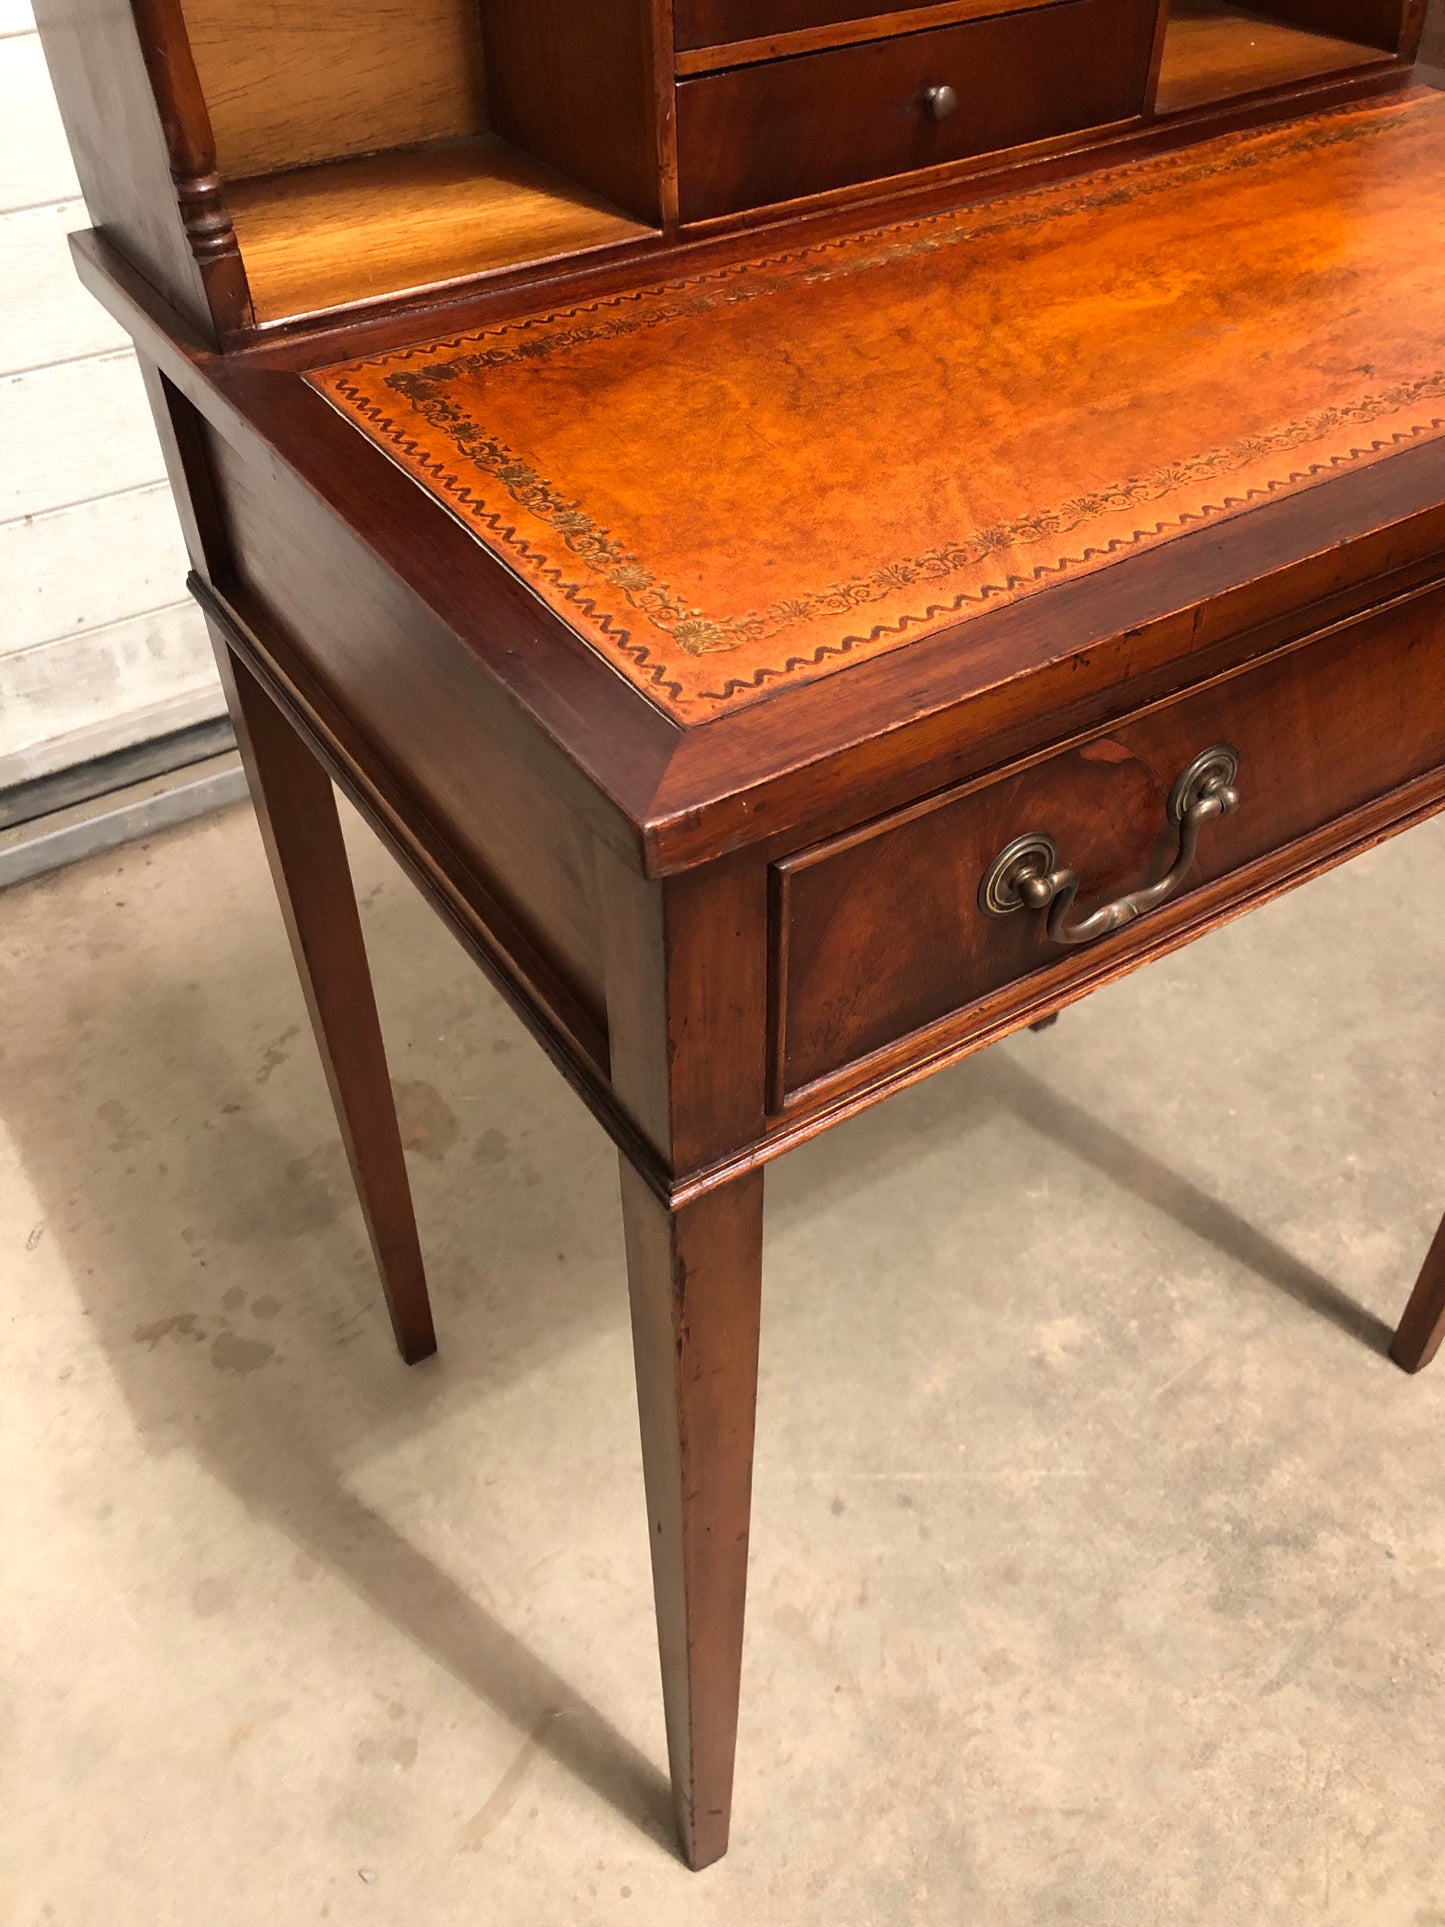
[675,0,1157,222]
[772,581,1445,1106]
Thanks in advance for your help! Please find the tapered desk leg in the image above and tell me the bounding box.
[217,641,437,1365]
[1391,1218,1445,1373]
[621,1160,764,1870]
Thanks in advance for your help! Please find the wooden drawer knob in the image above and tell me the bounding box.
[923,83,958,120]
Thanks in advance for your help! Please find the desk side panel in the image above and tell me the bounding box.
[196,414,612,1048]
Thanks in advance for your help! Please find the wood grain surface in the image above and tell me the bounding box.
[675,0,961,45]
[774,576,1445,1098]
[311,93,1445,722]
[229,140,655,324]
[673,0,1157,216]
[180,0,486,179]
[216,639,438,1363]
[29,0,218,338]
[482,0,666,224]
[1155,0,1392,113]
[673,0,1066,73]
[1391,1215,1445,1369]
[619,1161,764,1868]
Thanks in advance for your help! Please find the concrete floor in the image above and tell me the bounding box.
[5,793,1445,1925]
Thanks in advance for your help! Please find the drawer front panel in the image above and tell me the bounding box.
[774,583,1445,1102]
[675,0,1155,221]
[675,0,958,48]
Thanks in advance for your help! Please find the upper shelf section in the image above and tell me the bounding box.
[195,0,663,327]
[227,140,655,327]
[1155,0,1400,114]
[183,0,488,179]
[32,0,665,343]
[30,0,1425,349]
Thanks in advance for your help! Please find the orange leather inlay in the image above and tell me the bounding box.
[311,94,1445,723]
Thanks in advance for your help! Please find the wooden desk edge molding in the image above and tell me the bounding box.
[31,0,1445,1870]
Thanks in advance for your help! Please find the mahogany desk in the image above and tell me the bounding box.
[64,73,1445,1872]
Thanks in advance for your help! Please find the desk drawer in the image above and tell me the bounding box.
[773,581,1445,1105]
[674,0,1155,221]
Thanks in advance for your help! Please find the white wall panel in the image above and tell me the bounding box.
[0,25,223,792]
[4,483,193,655]
[0,201,128,375]
[0,602,219,780]
[0,33,79,210]
[1,350,166,519]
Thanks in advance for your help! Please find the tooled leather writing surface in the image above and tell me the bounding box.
[311,92,1445,725]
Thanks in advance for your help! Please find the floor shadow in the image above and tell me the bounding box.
[0,810,675,1852]
[971,1050,1396,1358]
[0,798,1403,1865]
[221,1417,674,1847]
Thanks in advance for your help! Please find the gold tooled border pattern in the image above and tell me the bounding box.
[310,94,1445,720]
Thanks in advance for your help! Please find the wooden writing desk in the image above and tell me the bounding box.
[34,0,1445,1868]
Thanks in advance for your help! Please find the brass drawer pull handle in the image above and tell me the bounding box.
[978,745,1241,947]
[923,83,958,120]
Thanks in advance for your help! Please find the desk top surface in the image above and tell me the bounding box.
[310,90,1445,727]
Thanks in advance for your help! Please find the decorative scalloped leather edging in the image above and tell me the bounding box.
[308,93,1445,723]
